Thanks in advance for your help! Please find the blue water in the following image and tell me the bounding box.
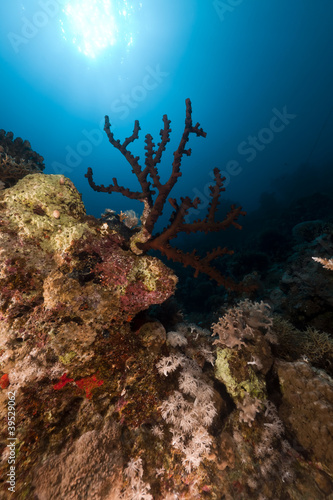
[1,0,333,224]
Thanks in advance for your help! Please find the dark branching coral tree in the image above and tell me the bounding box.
[85,98,247,290]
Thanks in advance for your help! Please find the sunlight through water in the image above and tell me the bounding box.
[59,0,141,59]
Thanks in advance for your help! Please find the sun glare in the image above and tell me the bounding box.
[60,0,140,59]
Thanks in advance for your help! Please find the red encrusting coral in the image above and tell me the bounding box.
[85,98,249,290]
[53,373,104,399]
[53,373,74,390]
[0,373,9,389]
[75,374,104,399]
[120,281,169,312]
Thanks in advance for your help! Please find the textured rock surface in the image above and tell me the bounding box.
[0,173,177,324]
[33,420,124,500]
[276,359,333,472]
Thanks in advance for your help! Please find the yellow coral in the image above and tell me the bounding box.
[1,173,94,252]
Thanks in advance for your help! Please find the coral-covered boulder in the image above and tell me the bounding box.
[276,360,333,472]
[0,173,177,326]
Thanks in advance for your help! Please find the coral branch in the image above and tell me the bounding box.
[86,99,250,290]
[312,256,333,271]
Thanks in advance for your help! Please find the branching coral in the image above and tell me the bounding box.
[85,99,248,290]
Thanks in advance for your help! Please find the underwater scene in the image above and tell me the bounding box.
[1,1,333,498]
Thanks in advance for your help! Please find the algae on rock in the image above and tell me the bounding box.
[1,173,90,252]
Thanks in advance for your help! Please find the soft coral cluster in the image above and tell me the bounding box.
[156,328,218,474]
[212,299,275,350]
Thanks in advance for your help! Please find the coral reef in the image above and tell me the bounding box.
[0,221,332,499]
[0,138,332,498]
[211,301,333,497]
[33,420,124,500]
[0,129,44,188]
[270,221,333,333]
[86,99,249,290]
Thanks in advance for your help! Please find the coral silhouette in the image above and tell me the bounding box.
[85,99,248,290]
[0,129,44,188]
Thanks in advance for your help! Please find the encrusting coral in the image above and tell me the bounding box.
[85,98,249,290]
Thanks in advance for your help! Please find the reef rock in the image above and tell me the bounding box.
[0,174,332,499]
[0,173,178,496]
[0,173,177,326]
[276,359,333,472]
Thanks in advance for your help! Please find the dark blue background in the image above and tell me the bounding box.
[1,0,332,225]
